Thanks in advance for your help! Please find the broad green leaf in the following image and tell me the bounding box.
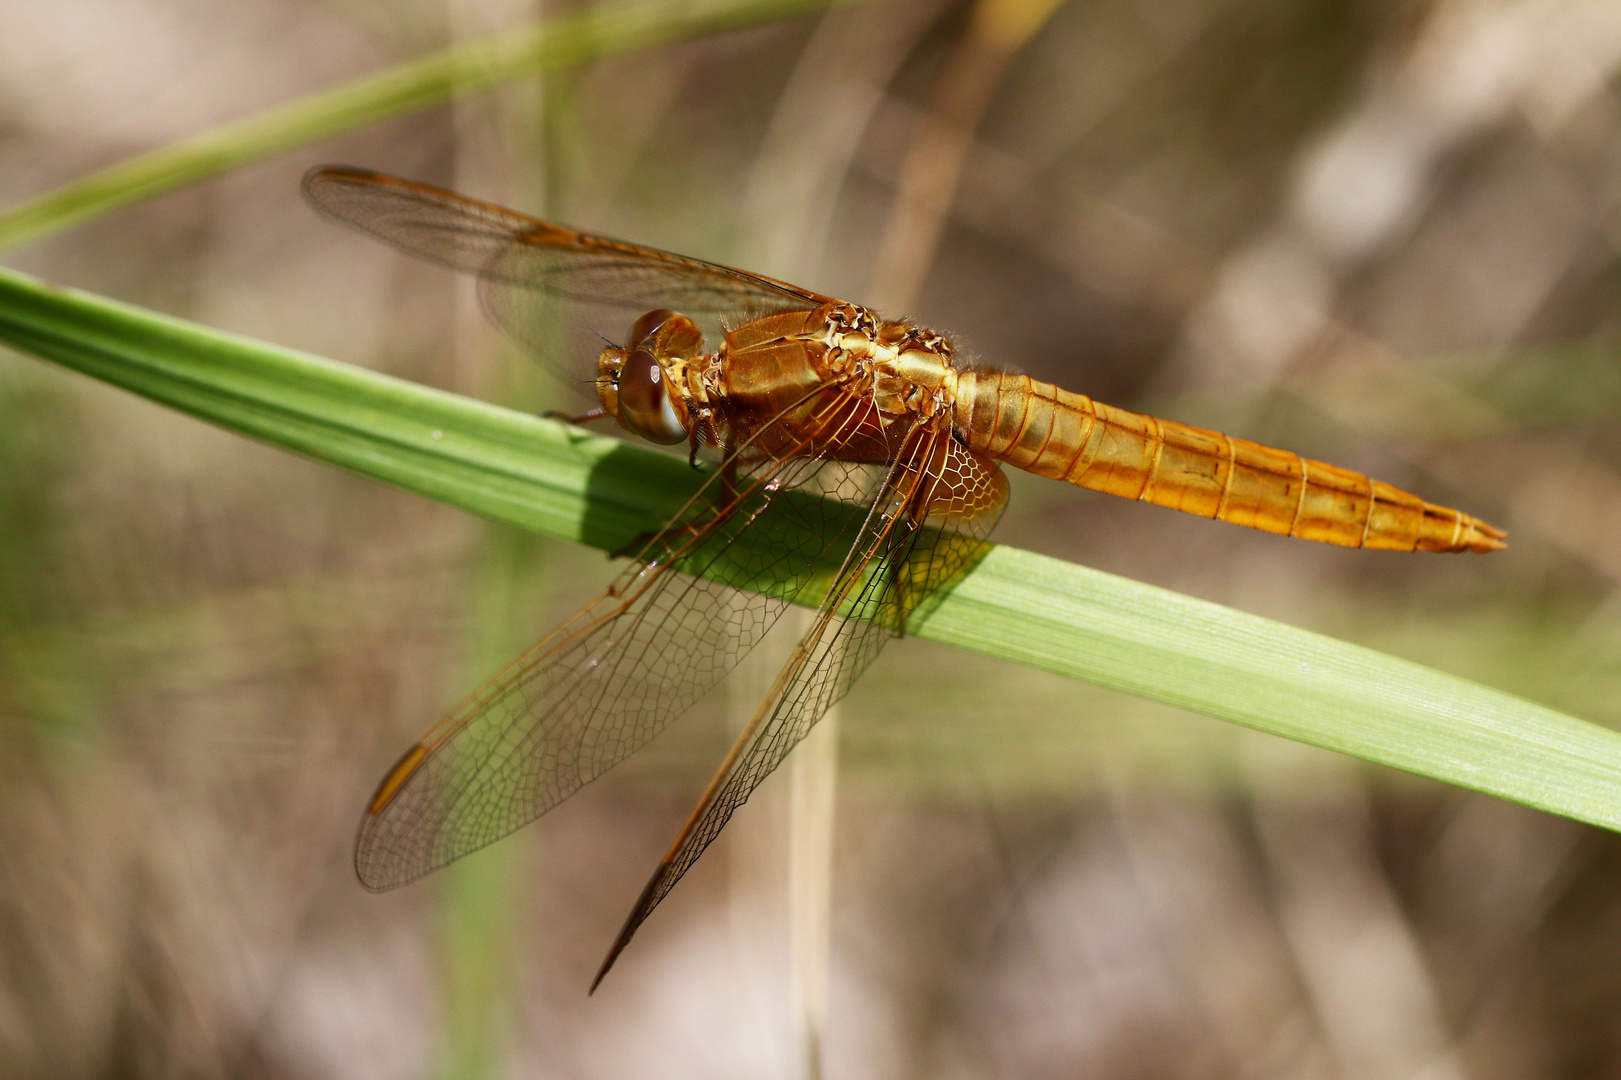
[1,265,1619,831]
[0,0,853,251]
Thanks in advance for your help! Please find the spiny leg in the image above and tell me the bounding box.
[543,406,610,425]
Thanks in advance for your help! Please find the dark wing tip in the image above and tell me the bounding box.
[302,162,373,182]
[353,817,414,893]
[590,858,670,993]
[353,822,443,893]
[353,864,394,893]
[352,740,436,892]
[302,163,378,204]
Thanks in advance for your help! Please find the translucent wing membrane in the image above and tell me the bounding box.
[354,393,890,890]
[593,428,1007,986]
[302,167,831,316]
[314,166,1016,986]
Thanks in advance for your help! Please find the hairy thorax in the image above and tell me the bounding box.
[695,302,958,462]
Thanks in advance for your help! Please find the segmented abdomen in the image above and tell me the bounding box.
[952,371,1505,553]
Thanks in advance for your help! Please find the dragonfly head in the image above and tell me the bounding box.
[597,310,704,445]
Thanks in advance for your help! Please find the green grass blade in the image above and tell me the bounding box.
[921,553,1621,823]
[0,0,851,251]
[2,264,1619,831]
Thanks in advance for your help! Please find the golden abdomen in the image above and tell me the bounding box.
[952,370,1505,553]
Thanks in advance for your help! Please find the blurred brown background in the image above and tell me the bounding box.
[5,0,1621,1076]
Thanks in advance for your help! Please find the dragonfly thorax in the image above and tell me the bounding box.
[596,301,965,459]
[716,303,960,450]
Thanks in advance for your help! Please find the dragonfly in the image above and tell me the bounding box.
[304,166,1506,989]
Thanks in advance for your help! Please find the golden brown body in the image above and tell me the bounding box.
[304,166,1505,994]
[631,301,1503,555]
[952,371,1505,553]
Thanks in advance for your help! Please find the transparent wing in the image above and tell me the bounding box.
[592,426,1008,986]
[302,166,833,316]
[353,390,886,890]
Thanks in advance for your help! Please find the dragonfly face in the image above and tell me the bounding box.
[596,309,704,445]
[302,165,1504,991]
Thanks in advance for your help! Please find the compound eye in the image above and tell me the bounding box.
[615,347,687,445]
[627,309,677,351]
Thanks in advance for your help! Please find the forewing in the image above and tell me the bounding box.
[354,409,886,890]
[592,429,1008,984]
[303,166,831,315]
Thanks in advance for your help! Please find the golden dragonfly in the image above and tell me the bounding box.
[304,166,1505,989]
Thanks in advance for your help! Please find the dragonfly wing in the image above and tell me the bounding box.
[591,427,1008,986]
[355,426,887,890]
[303,166,832,315]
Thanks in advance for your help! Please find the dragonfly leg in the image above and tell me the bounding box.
[543,406,610,426]
[687,420,704,469]
[609,458,739,560]
[686,411,724,469]
[886,443,934,637]
[610,512,717,561]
